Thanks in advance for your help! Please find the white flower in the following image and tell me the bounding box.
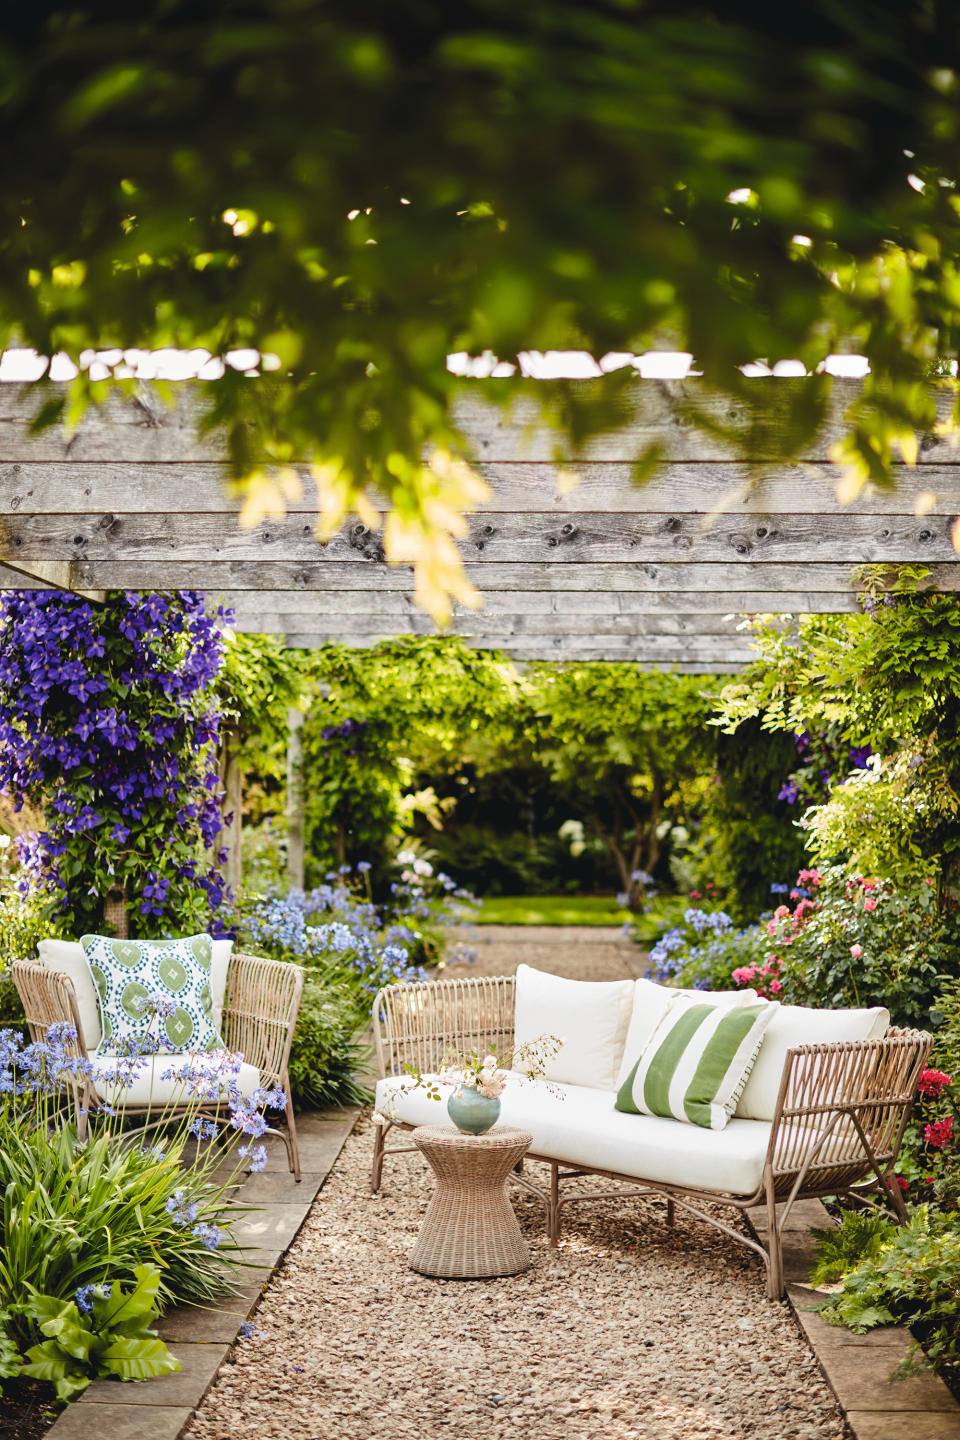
[397,849,416,865]
[413,859,433,877]
[0,835,10,849]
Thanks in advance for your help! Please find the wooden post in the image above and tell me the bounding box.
[216,731,243,896]
[286,707,306,889]
[104,887,129,938]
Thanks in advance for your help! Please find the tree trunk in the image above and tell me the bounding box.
[285,707,306,889]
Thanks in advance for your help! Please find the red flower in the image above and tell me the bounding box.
[924,1116,954,1150]
[894,1176,909,1192]
[918,1069,952,1098]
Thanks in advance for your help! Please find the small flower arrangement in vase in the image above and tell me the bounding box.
[387,1034,563,1136]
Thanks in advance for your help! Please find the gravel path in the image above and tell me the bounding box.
[453,924,649,981]
[186,1116,848,1440]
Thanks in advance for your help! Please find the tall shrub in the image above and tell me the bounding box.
[0,590,230,935]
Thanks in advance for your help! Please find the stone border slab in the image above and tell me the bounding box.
[751,1198,960,1438]
[45,1108,359,1440]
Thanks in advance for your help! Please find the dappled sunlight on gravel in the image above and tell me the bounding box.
[186,1117,848,1440]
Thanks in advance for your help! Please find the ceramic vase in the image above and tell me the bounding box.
[446,1085,501,1135]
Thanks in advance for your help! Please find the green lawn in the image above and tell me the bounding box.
[470,894,631,926]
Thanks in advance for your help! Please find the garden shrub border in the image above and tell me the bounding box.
[41,1108,360,1440]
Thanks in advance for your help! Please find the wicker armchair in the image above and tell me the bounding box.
[12,952,304,1181]
[371,975,933,1299]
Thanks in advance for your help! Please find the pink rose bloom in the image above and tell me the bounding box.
[769,979,782,994]
[863,897,878,911]
[850,944,863,958]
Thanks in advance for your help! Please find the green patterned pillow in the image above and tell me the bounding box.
[80,933,225,1057]
[615,996,779,1130]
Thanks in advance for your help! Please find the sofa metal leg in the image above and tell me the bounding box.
[371,1119,387,1194]
[549,1162,560,1246]
[765,1176,784,1300]
[666,1198,675,1228]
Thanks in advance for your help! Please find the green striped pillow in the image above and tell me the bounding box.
[615,996,779,1130]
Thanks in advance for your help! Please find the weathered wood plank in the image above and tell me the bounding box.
[1,510,958,564]
[221,589,859,616]
[231,612,766,638]
[28,559,960,593]
[0,378,955,465]
[3,459,960,516]
[453,384,960,465]
[282,630,756,660]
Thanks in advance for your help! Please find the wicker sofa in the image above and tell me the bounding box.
[13,942,304,1179]
[371,970,932,1299]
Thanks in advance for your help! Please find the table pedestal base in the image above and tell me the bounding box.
[409,1124,533,1278]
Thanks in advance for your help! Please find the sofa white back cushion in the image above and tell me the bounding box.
[38,937,234,1050]
[513,963,634,1091]
[735,1003,890,1121]
[613,980,759,1091]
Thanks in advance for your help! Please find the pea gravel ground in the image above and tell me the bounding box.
[185,1114,849,1440]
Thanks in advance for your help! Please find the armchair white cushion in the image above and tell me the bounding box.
[89,1051,261,1108]
[512,962,634,1091]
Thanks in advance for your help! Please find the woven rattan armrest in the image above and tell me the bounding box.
[11,960,88,1055]
[765,1027,933,1190]
[221,951,304,1089]
[373,975,517,1080]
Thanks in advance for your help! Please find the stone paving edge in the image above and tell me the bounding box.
[43,1107,361,1440]
[750,1198,960,1439]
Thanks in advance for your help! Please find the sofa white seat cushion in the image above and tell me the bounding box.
[37,938,234,1050]
[614,979,760,1091]
[90,1051,260,1108]
[376,1073,776,1196]
[735,1003,890,1121]
[512,963,634,1091]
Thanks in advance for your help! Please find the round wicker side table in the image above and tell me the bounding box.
[409,1124,533,1279]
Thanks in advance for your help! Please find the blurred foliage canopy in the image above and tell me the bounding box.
[2,2,960,610]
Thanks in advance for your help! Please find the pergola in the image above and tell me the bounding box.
[0,377,958,674]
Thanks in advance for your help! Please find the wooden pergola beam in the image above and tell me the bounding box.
[221,589,853,616]
[231,611,770,638]
[2,458,960,516]
[282,629,756,658]
[0,559,105,602]
[0,379,957,465]
[0,509,957,565]
[0,558,953,595]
